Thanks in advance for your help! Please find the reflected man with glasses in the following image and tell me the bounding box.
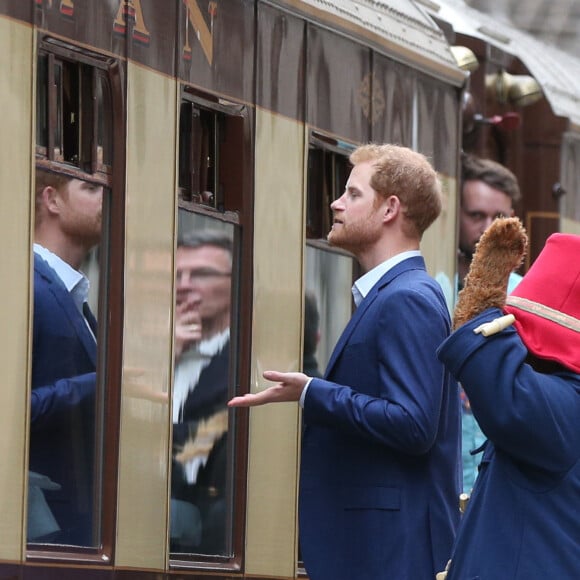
[171,229,233,554]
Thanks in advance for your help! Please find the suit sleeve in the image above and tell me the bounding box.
[30,373,96,430]
[304,287,451,455]
[31,265,98,430]
[438,307,580,472]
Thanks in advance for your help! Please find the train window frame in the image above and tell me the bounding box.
[27,35,126,565]
[36,37,116,185]
[306,131,356,243]
[179,87,247,217]
[171,86,251,570]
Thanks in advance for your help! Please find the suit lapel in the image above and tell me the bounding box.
[35,255,98,366]
[323,256,425,378]
[83,302,98,337]
[324,292,376,377]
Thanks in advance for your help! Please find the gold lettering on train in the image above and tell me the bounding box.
[113,0,151,44]
[182,0,217,65]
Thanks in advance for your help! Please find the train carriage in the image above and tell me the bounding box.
[0,2,465,577]
[1,1,464,577]
[1,0,579,579]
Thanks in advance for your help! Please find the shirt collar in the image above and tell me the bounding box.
[352,250,421,307]
[34,243,90,311]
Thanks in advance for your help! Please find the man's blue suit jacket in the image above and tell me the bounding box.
[30,253,97,545]
[438,308,580,579]
[300,256,461,580]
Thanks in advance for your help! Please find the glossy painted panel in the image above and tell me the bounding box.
[0,0,32,21]
[372,57,414,148]
[178,0,254,103]
[416,77,460,312]
[422,174,459,314]
[35,1,122,56]
[116,62,177,569]
[306,24,370,143]
[256,4,305,121]
[243,109,304,577]
[0,15,34,561]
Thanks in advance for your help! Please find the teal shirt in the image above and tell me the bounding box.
[460,270,522,493]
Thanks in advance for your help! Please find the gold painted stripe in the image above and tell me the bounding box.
[506,296,580,333]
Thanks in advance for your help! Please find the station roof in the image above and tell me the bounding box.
[286,0,467,85]
[467,0,580,57]
[418,0,580,127]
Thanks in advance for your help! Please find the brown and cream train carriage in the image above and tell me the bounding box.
[0,0,479,578]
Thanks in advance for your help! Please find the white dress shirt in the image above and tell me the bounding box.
[33,243,95,339]
[299,250,422,406]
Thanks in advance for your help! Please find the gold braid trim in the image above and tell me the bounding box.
[506,296,580,333]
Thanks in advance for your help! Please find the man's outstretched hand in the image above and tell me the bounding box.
[228,370,309,407]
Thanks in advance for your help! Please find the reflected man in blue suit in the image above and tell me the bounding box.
[229,144,461,580]
[30,168,103,545]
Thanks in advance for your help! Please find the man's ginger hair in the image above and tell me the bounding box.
[349,144,442,238]
[34,168,72,227]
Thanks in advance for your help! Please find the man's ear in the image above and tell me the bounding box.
[42,186,60,215]
[382,195,400,222]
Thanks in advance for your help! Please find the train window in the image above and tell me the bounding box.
[303,134,356,395]
[36,41,114,179]
[171,212,238,560]
[29,39,121,559]
[179,102,219,208]
[179,91,246,212]
[307,132,354,239]
[30,175,109,553]
[172,89,247,564]
[302,134,357,573]
[304,245,355,373]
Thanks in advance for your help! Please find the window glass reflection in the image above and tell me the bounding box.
[170,211,237,556]
[304,244,354,372]
[29,169,104,546]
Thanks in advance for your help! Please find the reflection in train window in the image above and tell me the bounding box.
[171,212,239,558]
[30,171,108,549]
[304,135,356,371]
[29,39,119,553]
[172,88,247,562]
[300,135,356,572]
[304,245,354,373]
[306,133,353,239]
